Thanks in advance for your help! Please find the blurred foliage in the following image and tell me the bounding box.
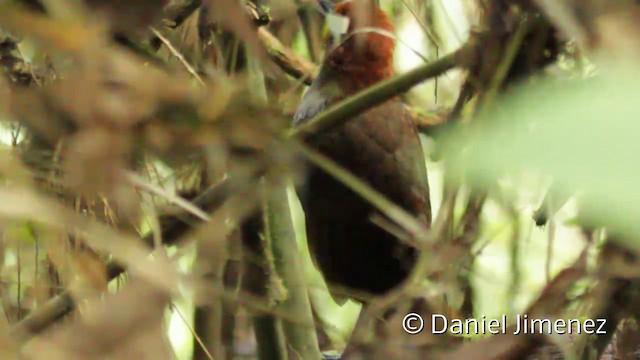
[445,65,640,243]
[1,0,640,359]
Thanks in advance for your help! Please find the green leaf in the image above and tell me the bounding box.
[443,63,640,247]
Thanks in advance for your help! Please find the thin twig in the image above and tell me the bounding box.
[125,171,210,222]
[399,0,441,49]
[10,177,255,340]
[15,45,42,87]
[478,16,532,109]
[171,303,215,360]
[294,143,428,246]
[545,217,556,283]
[258,27,317,85]
[150,27,206,86]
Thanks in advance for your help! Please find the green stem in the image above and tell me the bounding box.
[252,315,289,360]
[241,206,289,360]
[265,181,322,360]
[478,16,532,111]
[295,144,427,244]
[288,48,462,139]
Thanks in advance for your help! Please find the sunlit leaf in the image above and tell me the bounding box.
[444,63,640,246]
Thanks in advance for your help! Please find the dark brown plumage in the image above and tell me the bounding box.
[295,0,431,300]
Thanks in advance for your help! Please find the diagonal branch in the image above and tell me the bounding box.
[288,46,465,139]
[161,0,203,29]
[10,177,242,341]
[0,36,43,85]
[258,27,317,85]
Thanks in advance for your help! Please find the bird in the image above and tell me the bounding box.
[294,0,432,301]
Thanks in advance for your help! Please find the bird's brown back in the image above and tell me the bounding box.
[302,98,431,299]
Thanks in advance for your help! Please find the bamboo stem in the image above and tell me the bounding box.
[265,182,322,359]
[288,48,463,139]
[241,201,288,360]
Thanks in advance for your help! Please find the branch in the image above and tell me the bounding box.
[10,177,241,341]
[265,182,322,359]
[445,254,587,359]
[0,36,43,85]
[410,108,449,134]
[161,0,203,29]
[251,315,288,360]
[239,207,289,360]
[288,46,465,139]
[258,28,317,85]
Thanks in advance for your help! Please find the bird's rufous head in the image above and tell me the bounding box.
[324,0,396,89]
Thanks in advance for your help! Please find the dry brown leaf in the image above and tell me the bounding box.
[0,186,178,293]
[0,4,106,55]
[49,49,186,129]
[63,128,131,196]
[85,0,169,34]
[72,252,109,292]
[204,0,267,60]
[24,278,174,360]
[444,333,530,360]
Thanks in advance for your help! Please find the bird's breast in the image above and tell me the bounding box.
[300,101,431,298]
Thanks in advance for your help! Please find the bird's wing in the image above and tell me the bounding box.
[293,66,342,126]
[314,99,432,224]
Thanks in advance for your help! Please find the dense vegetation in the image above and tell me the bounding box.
[1,0,639,359]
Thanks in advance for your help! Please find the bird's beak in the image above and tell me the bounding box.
[315,0,335,16]
[316,0,349,49]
